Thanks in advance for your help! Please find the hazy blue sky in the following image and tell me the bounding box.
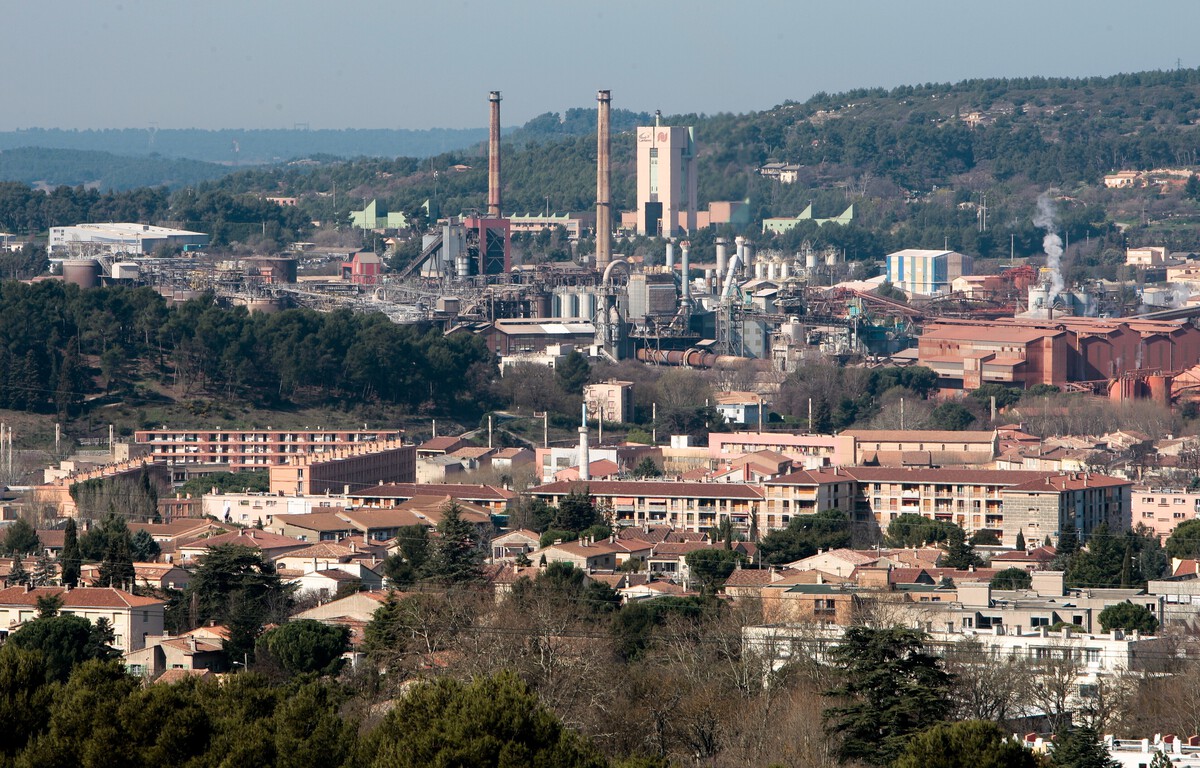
[8,0,1198,131]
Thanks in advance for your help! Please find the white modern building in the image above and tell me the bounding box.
[885,249,972,297]
[49,223,209,257]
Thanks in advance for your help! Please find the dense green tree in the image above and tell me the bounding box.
[59,518,81,588]
[556,349,591,396]
[757,509,852,565]
[7,553,28,586]
[1015,529,1026,551]
[177,470,269,499]
[823,626,953,766]
[256,620,351,677]
[425,503,483,585]
[969,384,1022,411]
[969,529,999,546]
[555,489,600,532]
[991,567,1033,591]
[129,528,161,562]
[0,646,55,758]
[357,672,607,768]
[381,524,431,588]
[928,402,977,431]
[1050,724,1119,768]
[1166,518,1200,560]
[684,548,744,595]
[96,513,135,588]
[893,720,1039,768]
[629,457,663,479]
[3,518,40,555]
[4,614,118,682]
[511,562,621,616]
[942,530,983,570]
[1098,601,1159,634]
[185,544,291,660]
[1057,521,1079,556]
[887,514,962,547]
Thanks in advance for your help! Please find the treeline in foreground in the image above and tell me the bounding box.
[0,280,495,416]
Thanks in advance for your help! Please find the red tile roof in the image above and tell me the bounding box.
[0,586,164,608]
[354,483,514,501]
[533,480,763,499]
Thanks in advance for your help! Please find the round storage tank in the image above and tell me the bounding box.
[62,259,100,289]
[245,298,284,314]
[806,251,817,270]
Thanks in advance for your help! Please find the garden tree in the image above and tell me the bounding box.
[6,553,28,586]
[129,528,161,561]
[363,591,478,673]
[3,614,118,682]
[887,514,962,547]
[1058,520,1080,557]
[991,567,1033,590]
[426,503,483,585]
[630,457,663,479]
[510,562,621,617]
[1098,601,1159,634]
[256,620,351,677]
[71,471,159,522]
[184,544,292,659]
[684,548,745,595]
[823,626,953,766]
[0,646,55,758]
[1166,518,1200,560]
[555,488,600,532]
[892,720,1038,768]
[1065,523,1161,589]
[30,553,55,587]
[357,672,607,768]
[969,383,1022,411]
[969,529,999,546]
[96,512,135,588]
[510,496,556,533]
[1050,724,1120,768]
[942,530,983,570]
[59,518,81,588]
[556,348,591,395]
[1016,529,1027,551]
[36,593,63,618]
[757,509,852,565]
[539,529,578,547]
[381,524,431,588]
[4,518,40,555]
[928,402,977,431]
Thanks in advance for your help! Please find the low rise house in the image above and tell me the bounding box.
[0,586,164,651]
[125,634,227,679]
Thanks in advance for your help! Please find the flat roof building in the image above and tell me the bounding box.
[49,223,208,257]
[636,122,696,237]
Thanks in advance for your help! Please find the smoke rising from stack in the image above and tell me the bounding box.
[1033,192,1065,309]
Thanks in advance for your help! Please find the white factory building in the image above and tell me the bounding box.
[885,248,973,297]
[48,223,209,257]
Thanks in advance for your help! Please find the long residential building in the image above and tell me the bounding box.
[530,467,1130,546]
[134,428,403,471]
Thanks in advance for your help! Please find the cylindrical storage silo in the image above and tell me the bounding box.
[62,259,100,289]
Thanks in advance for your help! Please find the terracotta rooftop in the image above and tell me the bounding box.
[843,429,997,443]
[354,482,514,501]
[180,529,306,552]
[1004,473,1130,492]
[0,585,164,608]
[533,480,763,499]
[273,513,354,532]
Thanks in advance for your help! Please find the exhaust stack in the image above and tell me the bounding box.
[596,90,612,268]
[680,240,692,304]
[487,91,502,218]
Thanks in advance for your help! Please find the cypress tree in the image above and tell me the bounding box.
[1015,529,1026,551]
[60,518,81,587]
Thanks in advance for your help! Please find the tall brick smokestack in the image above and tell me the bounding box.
[596,89,612,268]
[488,91,502,218]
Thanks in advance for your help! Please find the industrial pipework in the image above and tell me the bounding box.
[488,91,502,218]
[596,90,612,268]
[680,240,692,304]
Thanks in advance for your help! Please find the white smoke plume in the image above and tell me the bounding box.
[1034,192,1065,310]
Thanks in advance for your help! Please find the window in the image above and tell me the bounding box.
[1085,649,1101,663]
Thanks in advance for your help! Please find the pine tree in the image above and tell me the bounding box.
[1015,529,1026,551]
[1050,724,1119,768]
[427,503,483,585]
[1058,521,1079,555]
[60,518,81,587]
[97,513,135,589]
[7,553,28,586]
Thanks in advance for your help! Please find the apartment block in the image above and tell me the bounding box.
[134,428,402,470]
[268,440,415,495]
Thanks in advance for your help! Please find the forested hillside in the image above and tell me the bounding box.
[0,147,232,191]
[0,281,496,418]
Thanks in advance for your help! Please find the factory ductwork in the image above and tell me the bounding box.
[715,238,727,282]
[488,91,502,218]
[665,239,675,269]
[596,90,612,268]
